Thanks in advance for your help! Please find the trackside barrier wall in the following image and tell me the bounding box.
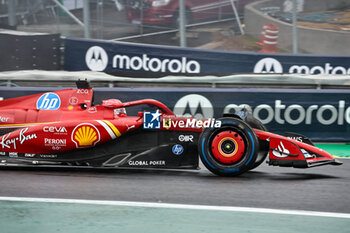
[0,30,61,71]
[1,87,349,142]
[64,37,350,76]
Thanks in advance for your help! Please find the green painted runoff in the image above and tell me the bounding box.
[0,201,349,233]
[315,144,350,158]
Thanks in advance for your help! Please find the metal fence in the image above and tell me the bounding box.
[0,0,57,26]
[0,0,248,49]
[0,0,349,54]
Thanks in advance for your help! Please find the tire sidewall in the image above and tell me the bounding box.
[198,117,259,176]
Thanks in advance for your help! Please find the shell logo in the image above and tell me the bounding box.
[71,123,100,148]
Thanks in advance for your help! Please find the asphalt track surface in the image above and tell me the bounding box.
[0,159,349,214]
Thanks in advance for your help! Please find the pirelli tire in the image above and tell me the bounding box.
[198,117,259,177]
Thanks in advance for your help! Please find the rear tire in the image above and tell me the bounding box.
[198,117,259,176]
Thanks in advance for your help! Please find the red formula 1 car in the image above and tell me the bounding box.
[0,81,341,176]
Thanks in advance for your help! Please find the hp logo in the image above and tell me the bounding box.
[172,144,184,155]
[36,93,61,110]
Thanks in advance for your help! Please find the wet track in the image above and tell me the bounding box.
[0,159,349,214]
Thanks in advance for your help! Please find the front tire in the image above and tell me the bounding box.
[198,117,259,176]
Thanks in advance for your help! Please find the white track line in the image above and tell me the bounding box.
[334,156,350,159]
[0,196,349,219]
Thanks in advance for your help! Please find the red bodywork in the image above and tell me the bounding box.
[255,130,340,168]
[0,87,199,155]
[0,86,341,171]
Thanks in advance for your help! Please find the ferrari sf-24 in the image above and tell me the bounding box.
[0,81,341,176]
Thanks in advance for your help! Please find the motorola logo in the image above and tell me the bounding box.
[254,58,283,73]
[254,57,350,74]
[85,46,108,71]
[173,94,214,119]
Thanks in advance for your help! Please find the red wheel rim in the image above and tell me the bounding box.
[211,130,245,164]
